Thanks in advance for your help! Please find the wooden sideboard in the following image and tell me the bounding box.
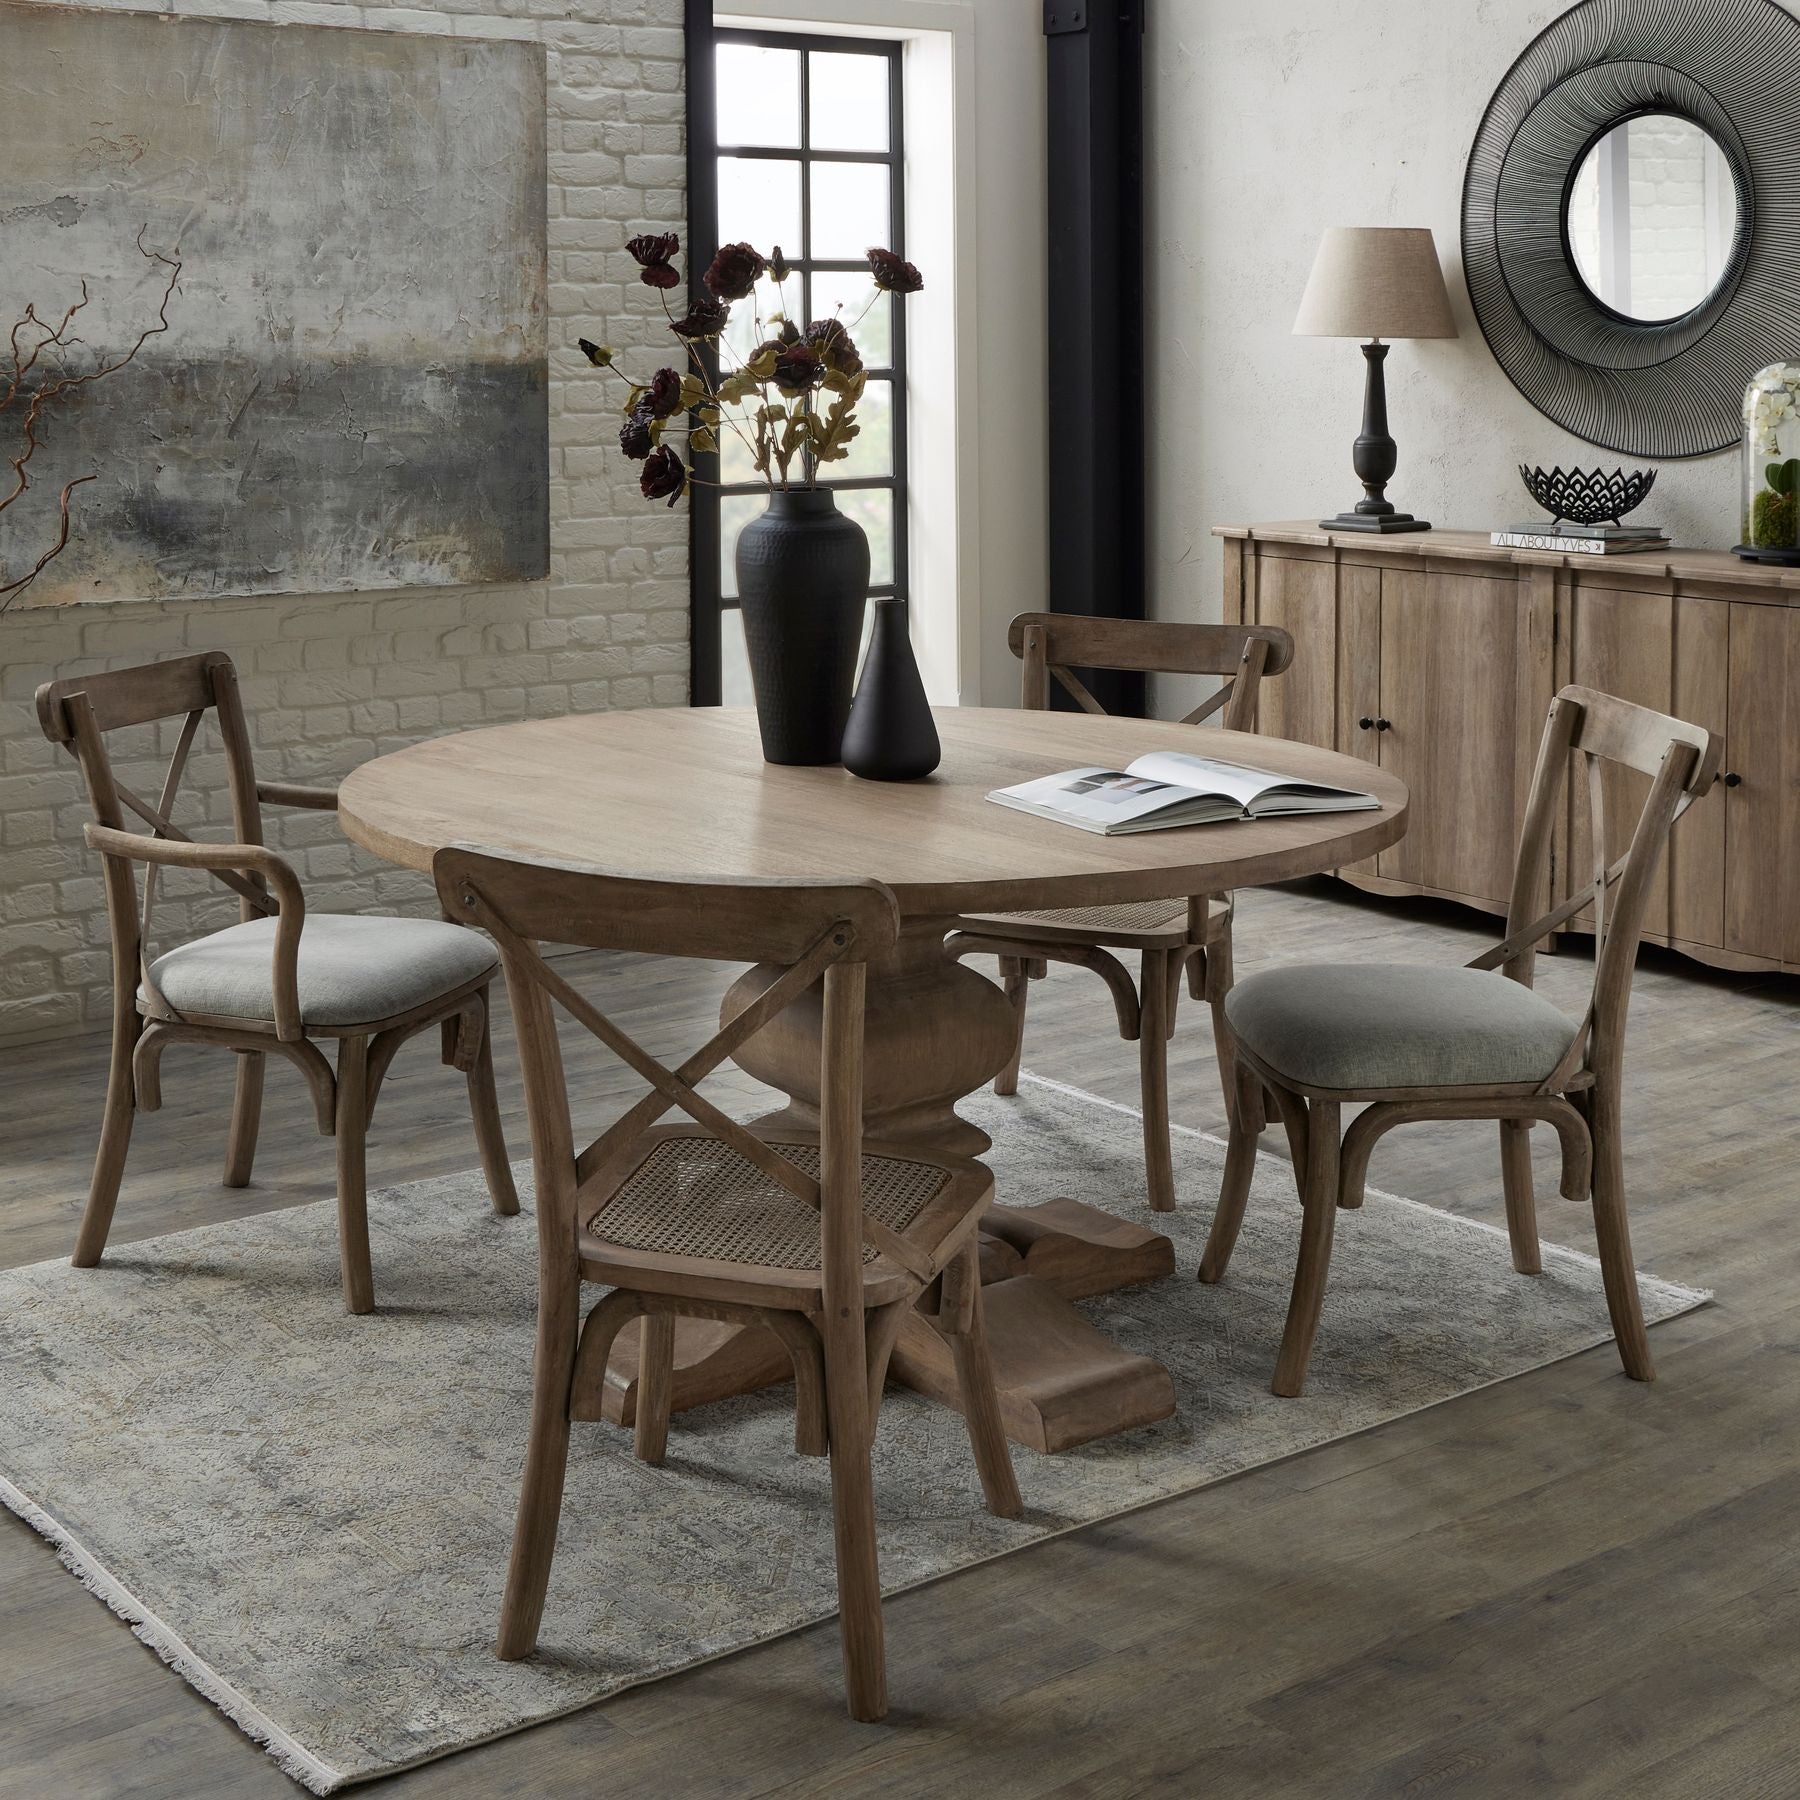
[1217,522,1800,976]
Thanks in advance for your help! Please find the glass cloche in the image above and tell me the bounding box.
[1738,363,1800,564]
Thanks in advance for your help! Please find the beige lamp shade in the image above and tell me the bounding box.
[1293,227,1458,340]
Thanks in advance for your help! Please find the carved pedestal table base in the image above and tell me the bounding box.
[601,917,1179,1451]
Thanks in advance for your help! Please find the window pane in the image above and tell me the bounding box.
[719,156,801,261]
[716,46,800,148]
[721,491,767,599]
[809,161,891,260]
[834,487,895,586]
[835,378,892,480]
[808,272,889,366]
[719,408,764,484]
[721,605,757,705]
[809,51,889,153]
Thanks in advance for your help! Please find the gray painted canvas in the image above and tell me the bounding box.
[0,3,548,606]
[0,1074,1707,1792]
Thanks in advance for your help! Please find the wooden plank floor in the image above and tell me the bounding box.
[3,879,1797,1798]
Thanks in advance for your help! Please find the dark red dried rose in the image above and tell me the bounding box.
[705,241,767,301]
[644,367,683,419]
[768,244,792,283]
[866,247,924,294]
[577,338,614,367]
[771,344,826,396]
[640,444,687,506]
[619,409,655,460]
[670,296,730,339]
[627,232,681,290]
[806,318,863,378]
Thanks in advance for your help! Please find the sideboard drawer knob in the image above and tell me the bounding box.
[1358,716,1375,731]
[1376,717,1392,731]
[1723,771,1742,788]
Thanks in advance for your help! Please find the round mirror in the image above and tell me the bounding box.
[1564,113,1742,321]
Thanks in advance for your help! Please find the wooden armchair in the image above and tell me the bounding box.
[36,651,517,1313]
[1199,685,1722,1396]
[950,613,1295,1212]
[436,846,1022,1722]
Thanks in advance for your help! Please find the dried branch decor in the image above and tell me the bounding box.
[1,233,182,610]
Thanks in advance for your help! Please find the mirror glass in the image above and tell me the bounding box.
[1565,113,1740,320]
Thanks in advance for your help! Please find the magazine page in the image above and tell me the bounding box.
[1124,750,1280,804]
[993,766,1202,827]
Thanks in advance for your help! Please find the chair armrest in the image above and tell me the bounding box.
[257,780,339,812]
[84,825,308,1040]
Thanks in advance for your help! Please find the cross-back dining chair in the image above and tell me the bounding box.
[36,651,517,1312]
[436,845,1022,1722]
[1198,684,1722,1397]
[949,612,1295,1212]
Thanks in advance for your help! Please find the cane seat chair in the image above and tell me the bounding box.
[436,846,1022,1723]
[1198,685,1722,1397]
[950,613,1295,1211]
[36,652,518,1313]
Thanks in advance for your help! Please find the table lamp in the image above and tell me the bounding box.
[1294,226,1458,533]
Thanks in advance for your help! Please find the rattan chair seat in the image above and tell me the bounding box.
[586,1135,951,1271]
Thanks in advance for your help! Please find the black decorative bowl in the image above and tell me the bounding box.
[1518,464,1657,528]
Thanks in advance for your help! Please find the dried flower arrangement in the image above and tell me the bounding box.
[576,234,922,508]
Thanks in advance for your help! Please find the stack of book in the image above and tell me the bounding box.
[1490,522,1671,556]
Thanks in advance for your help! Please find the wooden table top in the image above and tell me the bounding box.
[338,707,1410,916]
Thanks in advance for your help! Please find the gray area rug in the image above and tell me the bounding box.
[0,1073,1707,1793]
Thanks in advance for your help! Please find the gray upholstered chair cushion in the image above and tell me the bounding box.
[143,914,498,1028]
[1224,964,1580,1092]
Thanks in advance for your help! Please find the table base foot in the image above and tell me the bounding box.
[589,1317,792,1429]
[891,1277,1177,1453]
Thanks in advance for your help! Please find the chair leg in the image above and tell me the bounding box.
[1199,1061,1263,1285]
[223,1051,265,1189]
[1202,923,1241,1132]
[822,1303,886,1722]
[1138,949,1176,1214]
[497,1275,584,1660]
[633,1313,676,1465]
[941,1241,1023,1520]
[995,957,1028,1098]
[465,990,519,1217]
[334,1034,375,1315]
[1272,1099,1341,1399]
[1499,1117,1542,1276]
[1589,1086,1654,1382]
[73,1014,138,1268]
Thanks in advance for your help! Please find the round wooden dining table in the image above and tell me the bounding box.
[340,706,1408,1451]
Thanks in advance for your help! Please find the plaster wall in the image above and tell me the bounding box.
[1144,0,1790,690]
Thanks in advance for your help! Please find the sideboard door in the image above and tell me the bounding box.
[1374,569,1526,909]
[1242,551,1339,752]
[1724,601,1800,968]
[1564,586,1729,952]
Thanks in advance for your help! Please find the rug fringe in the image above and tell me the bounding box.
[0,1471,343,1795]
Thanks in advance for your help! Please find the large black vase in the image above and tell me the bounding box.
[735,488,870,765]
[842,597,941,781]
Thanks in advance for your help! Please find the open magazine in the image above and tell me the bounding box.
[987,750,1379,836]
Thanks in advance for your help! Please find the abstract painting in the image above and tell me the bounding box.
[0,4,548,606]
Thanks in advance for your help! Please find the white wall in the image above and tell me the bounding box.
[1144,0,1776,680]
[0,0,687,1043]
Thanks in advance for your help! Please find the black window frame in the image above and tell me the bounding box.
[689,27,909,706]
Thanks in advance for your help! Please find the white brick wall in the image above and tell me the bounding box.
[0,0,688,1043]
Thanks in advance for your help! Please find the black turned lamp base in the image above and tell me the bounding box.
[1321,511,1432,534]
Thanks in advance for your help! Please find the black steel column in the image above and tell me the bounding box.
[1044,0,1147,716]
[685,0,722,706]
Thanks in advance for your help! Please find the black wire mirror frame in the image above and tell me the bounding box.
[1462,0,1800,460]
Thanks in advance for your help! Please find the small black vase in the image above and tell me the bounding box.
[735,488,870,765]
[842,597,941,781]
